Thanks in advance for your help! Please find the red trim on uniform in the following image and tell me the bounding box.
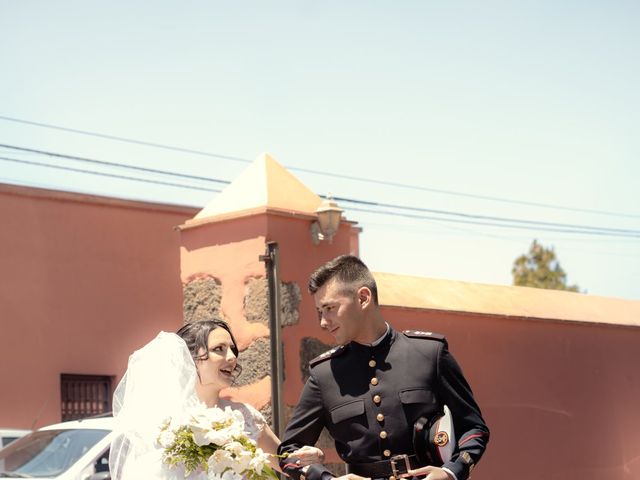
[458,433,485,447]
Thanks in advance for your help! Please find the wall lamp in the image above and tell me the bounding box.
[311,197,343,245]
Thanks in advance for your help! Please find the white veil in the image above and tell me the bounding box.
[109,332,200,480]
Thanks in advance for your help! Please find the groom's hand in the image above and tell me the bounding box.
[400,466,454,480]
[288,445,326,466]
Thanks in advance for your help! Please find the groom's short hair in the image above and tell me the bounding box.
[308,254,378,305]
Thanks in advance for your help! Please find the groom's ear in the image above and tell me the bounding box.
[356,286,372,309]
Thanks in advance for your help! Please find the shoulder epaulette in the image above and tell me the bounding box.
[309,345,346,367]
[403,330,447,345]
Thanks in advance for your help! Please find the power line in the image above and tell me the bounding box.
[0,156,222,193]
[0,144,230,186]
[0,116,251,164]
[347,206,640,238]
[1,114,638,219]
[332,196,640,235]
[2,147,638,239]
[302,167,640,219]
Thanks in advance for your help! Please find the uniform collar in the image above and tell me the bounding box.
[350,324,394,352]
[368,322,391,346]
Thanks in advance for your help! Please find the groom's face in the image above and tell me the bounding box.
[314,278,366,345]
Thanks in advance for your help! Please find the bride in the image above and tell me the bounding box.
[110,319,323,480]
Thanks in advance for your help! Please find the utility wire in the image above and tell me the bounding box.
[1,114,638,219]
[0,156,222,193]
[2,142,633,235]
[347,206,640,238]
[2,148,639,239]
[331,196,640,235]
[2,143,638,235]
[301,167,640,219]
[0,116,250,164]
[0,144,231,186]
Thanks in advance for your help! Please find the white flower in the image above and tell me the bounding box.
[249,448,269,473]
[159,404,273,480]
[157,429,176,448]
[190,406,246,446]
[208,471,239,480]
[192,424,236,446]
[208,449,235,474]
[223,441,244,455]
[230,449,253,473]
[221,471,243,480]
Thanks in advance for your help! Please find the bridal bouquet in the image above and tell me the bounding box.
[156,403,277,480]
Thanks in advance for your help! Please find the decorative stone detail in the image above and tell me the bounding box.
[280,282,302,327]
[260,403,273,428]
[300,337,333,383]
[282,404,294,430]
[244,277,301,327]
[235,337,271,387]
[183,277,223,323]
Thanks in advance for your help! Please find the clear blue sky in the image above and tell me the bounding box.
[2,1,639,300]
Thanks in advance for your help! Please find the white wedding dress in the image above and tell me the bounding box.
[109,332,267,480]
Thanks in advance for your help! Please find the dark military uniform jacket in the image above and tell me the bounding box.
[278,328,489,480]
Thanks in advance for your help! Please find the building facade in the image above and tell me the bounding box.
[1,154,639,479]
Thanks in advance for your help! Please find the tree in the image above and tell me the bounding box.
[511,240,581,292]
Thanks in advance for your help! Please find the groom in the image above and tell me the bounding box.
[278,255,489,480]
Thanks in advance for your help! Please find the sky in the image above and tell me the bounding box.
[1,1,639,300]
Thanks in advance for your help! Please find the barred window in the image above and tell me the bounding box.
[60,374,112,421]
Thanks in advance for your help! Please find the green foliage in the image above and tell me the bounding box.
[158,422,279,480]
[161,426,215,475]
[248,465,279,480]
[511,240,581,292]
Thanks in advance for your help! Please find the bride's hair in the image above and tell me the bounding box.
[176,319,242,378]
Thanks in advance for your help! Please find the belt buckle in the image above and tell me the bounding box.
[390,454,411,478]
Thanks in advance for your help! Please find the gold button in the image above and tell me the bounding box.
[371,377,379,386]
[373,394,381,404]
[389,476,396,480]
[383,449,391,457]
[376,413,385,422]
[379,430,388,439]
[369,359,376,368]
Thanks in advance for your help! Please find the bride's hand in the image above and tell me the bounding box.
[288,445,326,465]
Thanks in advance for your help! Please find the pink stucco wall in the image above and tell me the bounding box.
[0,185,195,429]
[180,206,640,479]
[4,182,638,480]
[179,210,358,408]
[383,307,640,480]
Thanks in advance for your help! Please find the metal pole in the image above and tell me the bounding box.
[259,242,284,438]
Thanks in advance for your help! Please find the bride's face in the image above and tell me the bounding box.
[196,328,238,388]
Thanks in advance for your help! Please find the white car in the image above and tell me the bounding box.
[0,429,31,450]
[0,416,113,479]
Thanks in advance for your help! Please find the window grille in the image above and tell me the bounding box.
[60,374,112,421]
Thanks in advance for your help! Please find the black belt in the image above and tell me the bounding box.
[349,454,423,479]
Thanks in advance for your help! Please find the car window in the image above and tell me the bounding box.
[1,437,20,447]
[0,429,109,477]
[94,449,110,473]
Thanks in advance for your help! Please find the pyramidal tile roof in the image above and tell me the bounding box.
[193,153,322,221]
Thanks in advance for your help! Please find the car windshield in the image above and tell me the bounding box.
[0,428,109,478]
